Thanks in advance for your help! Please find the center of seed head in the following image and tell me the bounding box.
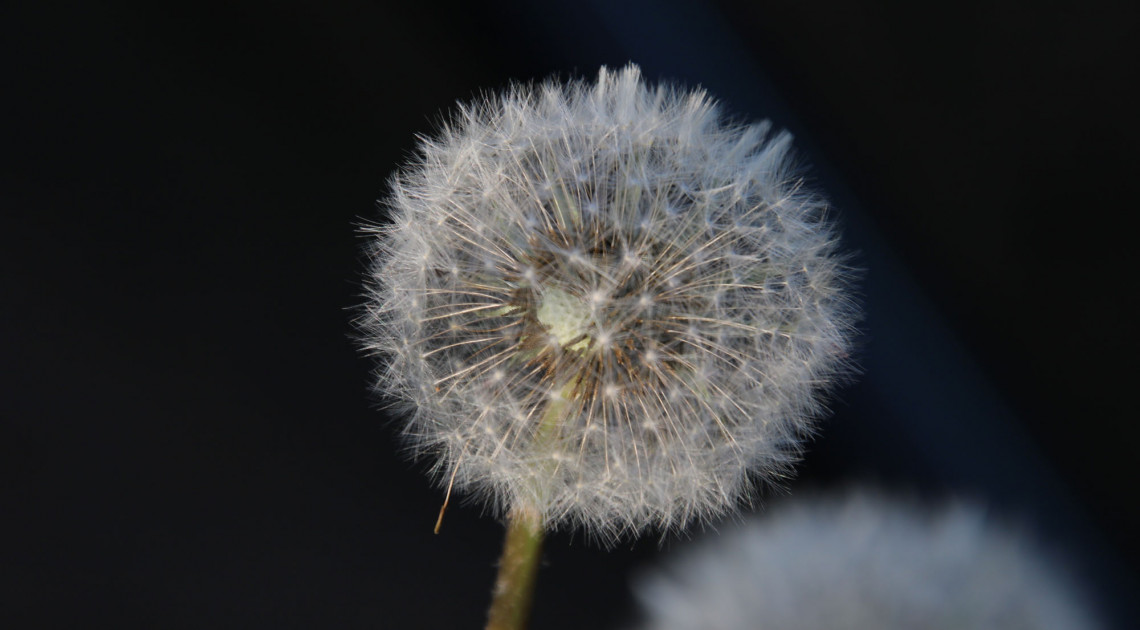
[536,286,591,350]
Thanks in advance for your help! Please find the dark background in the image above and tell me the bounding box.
[3,0,1136,627]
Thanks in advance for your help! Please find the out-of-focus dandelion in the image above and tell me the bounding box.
[634,490,1103,630]
[359,64,857,629]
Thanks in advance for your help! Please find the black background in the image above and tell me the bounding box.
[3,1,1137,627]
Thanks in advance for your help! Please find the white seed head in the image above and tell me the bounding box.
[359,65,858,541]
[635,491,1103,630]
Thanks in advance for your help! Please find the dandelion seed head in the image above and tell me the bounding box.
[635,491,1103,630]
[360,65,858,541]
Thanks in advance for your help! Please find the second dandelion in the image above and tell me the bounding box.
[361,64,857,541]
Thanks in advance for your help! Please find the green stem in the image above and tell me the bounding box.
[484,379,575,630]
[485,505,545,630]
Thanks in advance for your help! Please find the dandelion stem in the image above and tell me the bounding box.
[485,505,545,630]
[485,380,572,629]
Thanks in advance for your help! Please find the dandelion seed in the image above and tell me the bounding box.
[359,64,857,542]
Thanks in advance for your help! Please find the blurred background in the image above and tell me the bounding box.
[3,0,1136,627]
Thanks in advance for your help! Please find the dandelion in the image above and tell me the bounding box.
[359,64,856,628]
[634,490,1103,630]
